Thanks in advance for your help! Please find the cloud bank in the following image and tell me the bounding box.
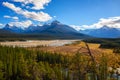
[4,15,19,20]
[14,0,51,10]
[9,20,32,28]
[3,2,52,22]
[71,16,120,30]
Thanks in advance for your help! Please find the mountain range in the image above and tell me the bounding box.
[0,21,89,39]
[80,26,120,38]
[1,20,120,39]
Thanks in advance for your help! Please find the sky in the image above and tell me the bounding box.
[0,0,120,30]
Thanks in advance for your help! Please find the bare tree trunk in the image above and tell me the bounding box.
[85,43,99,80]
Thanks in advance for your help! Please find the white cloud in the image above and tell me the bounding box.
[3,2,22,13]
[71,16,120,30]
[94,16,120,28]
[0,23,4,28]
[4,15,11,18]
[70,25,82,31]
[22,11,52,22]
[12,16,19,20]
[0,23,3,26]
[4,15,19,20]
[14,0,51,10]
[3,2,52,22]
[53,16,57,18]
[9,20,32,28]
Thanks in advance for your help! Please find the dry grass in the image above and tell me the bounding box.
[0,40,114,56]
[31,41,114,56]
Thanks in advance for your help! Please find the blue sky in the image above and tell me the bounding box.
[0,0,120,29]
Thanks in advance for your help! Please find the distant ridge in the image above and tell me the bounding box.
[1,20,90,39]
[80,25,120,38]
[3,24,24,33]
[2,21,120,39]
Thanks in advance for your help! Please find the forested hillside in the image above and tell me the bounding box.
[0,45,120,80]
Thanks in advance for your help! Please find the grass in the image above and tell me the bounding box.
[28,41,114,57]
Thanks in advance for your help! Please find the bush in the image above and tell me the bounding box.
[113,48,120,53]
[99,43,120,49]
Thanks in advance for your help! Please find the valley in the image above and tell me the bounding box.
[0,39,119,80]
[0,0,120,80]
[0,39,114,55]
[0,24,120,80]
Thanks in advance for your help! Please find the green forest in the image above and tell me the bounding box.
[0,45,120,80]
